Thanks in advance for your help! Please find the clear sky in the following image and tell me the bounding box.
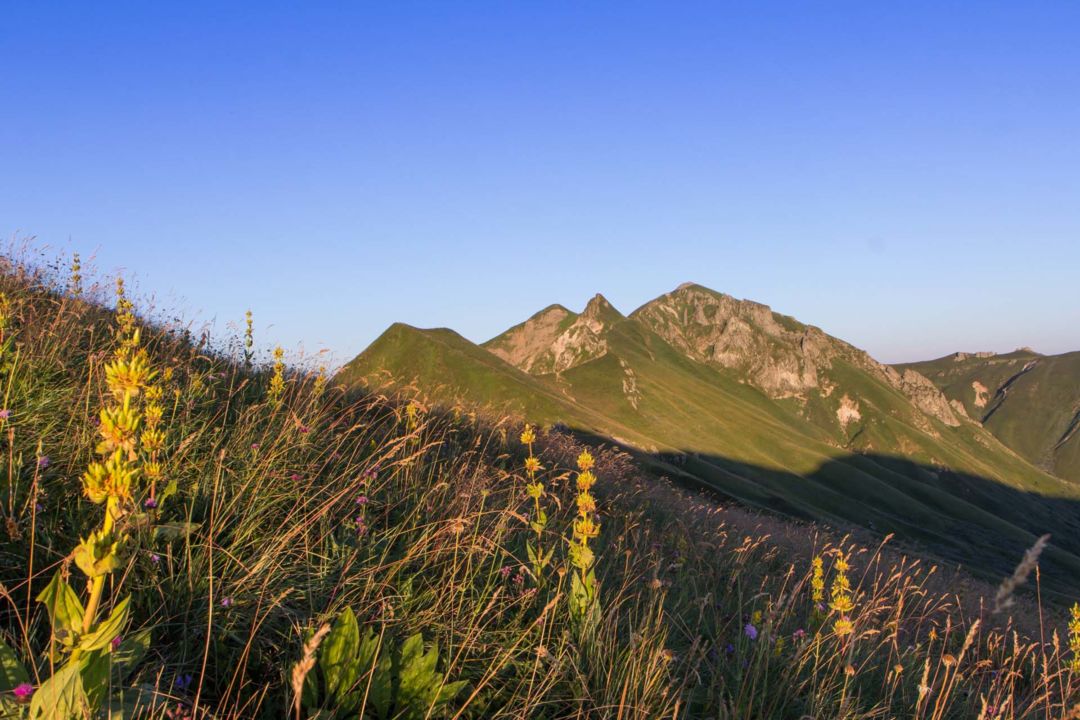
[3,2,1078,365]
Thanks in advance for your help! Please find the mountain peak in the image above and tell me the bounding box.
[582,293,624,322]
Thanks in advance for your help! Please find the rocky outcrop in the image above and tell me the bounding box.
[485,294,623,375]
[630,284,831,398]
[888,367,964,427]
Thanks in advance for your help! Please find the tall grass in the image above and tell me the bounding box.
[0,251,1077,718]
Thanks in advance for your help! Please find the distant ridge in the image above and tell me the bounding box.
[337,283,1080,590]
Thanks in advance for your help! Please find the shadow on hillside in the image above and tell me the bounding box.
[565,428,1080,600]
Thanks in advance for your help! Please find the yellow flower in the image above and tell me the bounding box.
[576,450,595,472]
[524,456,542,474]
[520,424,536,445]
[576,470,596,492]
[834,618,854,637]
[829,553,855,615]
[82,450,139,504]
[811,556,825,604]
[576,491,597,515]
[104,354,155,399]
[573,515,600,541]
[97,406,141,457]
[1068,602,1080,672]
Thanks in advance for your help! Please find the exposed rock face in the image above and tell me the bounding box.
[631,284,964,427]
[891,368,964,427]
[485,294,623,375]
[630,284,830,398]
[837,394,862,429]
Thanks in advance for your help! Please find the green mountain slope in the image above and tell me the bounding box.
[897,350,1080,482]
[338,286,1080,594]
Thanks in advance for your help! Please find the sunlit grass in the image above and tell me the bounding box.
[0,249,1077,718]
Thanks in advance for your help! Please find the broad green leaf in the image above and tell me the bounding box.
[0,638,29,692]
[321,607,359,700]
[79,596,130,653]
[367,652,394,720]
[36,571,85,643]
[30,661,87,720]
[79,648,111,711]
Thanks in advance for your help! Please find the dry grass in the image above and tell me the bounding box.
[0,249,1077,718]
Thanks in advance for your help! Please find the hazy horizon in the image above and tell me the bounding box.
[3,3,1078,364]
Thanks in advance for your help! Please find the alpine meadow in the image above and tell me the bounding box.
[4,3,1080,718]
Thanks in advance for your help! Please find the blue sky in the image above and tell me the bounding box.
[2,2,1078,365]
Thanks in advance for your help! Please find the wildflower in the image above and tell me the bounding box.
[12,683,33,703]
[0,409,9,420]
[111,635,123,651]
[830,553,856,636]
[355,495,369,506]
[500,565,513,579]
[744,624,758,640]
[144,497,158,509]
[37,456,50,470]
[524,456,542,474]
[520,424,536,445]
[1068,602,1080,673]
[251,443,260,450]
[290,473,302,482]
[793,628,806,641]
[751,609,762,625]
[150,553,161,564]
[175,674,193,691]
[298,425,310,434]
[811,555,825,604]
[576,450,595,471]
[725,643,735,655]
[220,597,233,609]
[355,516,368,537]
[268,346,286,403]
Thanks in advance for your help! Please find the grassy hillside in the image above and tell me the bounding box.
[898,351,1080,482]
[7,252,1080,718]
[346,286,1080,597]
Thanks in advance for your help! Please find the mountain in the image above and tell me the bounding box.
[337,284,1080,594]
[896,350,1080,483]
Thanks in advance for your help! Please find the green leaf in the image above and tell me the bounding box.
[367,651,394,719]
[30,662,87,719]
[36,571,85,644]
[153,521,200,542]
[321,607,359,700]
[79,596,130,653]
[397,634,444,720]
[0,638,29,692]
[79,648,111,711]
[112,628,151,680]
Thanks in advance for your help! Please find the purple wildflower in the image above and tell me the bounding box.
[175,674,193,691]
[37,456,50,470]
[793,628,806,640]
[150,553,161,564]
[0,409,10,420]
[111,635,123,651]
[144,497,158,509]
[251,443,260,450]
[220,597,233,609]
[298,425,310,434]
[500,565,513,579]
[744,623,758,641]
[12,683,33,701]
[355,495,369,506]
[290,473,301,482]
[355,516,368,537]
